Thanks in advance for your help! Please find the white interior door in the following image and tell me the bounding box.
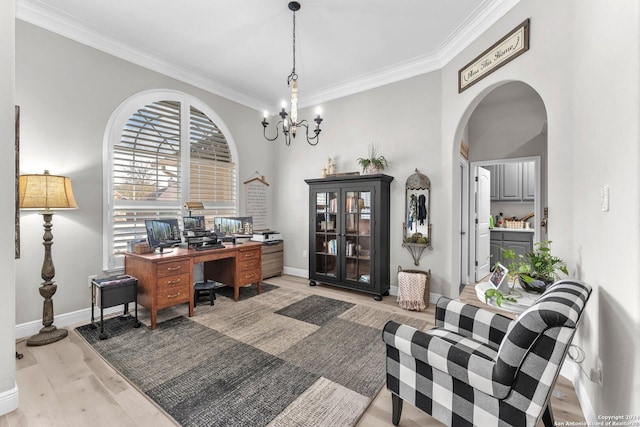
[475,166,491,280]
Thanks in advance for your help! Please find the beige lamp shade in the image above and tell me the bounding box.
[19,170,78,210]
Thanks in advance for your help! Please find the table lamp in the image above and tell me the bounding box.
[20,170,78,346]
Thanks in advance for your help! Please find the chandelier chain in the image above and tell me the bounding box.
[288,8,297,85]
[261,1,322,146]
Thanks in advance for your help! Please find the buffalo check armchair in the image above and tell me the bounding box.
[382,280,591,426]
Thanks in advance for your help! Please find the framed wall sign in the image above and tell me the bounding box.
[458,19,530,93]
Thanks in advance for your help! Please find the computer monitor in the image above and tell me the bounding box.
[183,215,206,231]
[214,216,253,236]
[144,218,182,253]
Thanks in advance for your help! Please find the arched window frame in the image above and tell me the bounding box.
[103,89,239,271]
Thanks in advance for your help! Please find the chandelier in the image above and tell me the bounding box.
[262,1,323,146]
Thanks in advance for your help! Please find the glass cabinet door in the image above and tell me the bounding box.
[343,189,373,288]
[313,190,338,278]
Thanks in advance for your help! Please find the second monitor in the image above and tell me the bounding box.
[145,218,182,254]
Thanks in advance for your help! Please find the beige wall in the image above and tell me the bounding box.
[14,21,273,325]
[0,0,17,414]
[271,71,444,293]
[9,0,640,419]
[440,0,640,418]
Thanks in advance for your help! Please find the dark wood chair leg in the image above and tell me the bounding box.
[392,393,403,426]
[542,404,554,427]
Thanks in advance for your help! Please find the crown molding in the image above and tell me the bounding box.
[16,0,269,111]
[437,0,522,66]
[303,0,521,107]
[17,0,520,112]
[301,53,443,108]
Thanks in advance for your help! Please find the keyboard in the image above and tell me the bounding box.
[194,244,225,251]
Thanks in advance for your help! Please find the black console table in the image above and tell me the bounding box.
[91,275,141,339]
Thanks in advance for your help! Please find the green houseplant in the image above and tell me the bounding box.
[357,143,388,174]
[501,240,568,293]
[484,287,518,307]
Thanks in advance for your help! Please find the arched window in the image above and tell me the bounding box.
[104,90,238,270]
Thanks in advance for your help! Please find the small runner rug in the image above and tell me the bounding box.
[76,284,428,427]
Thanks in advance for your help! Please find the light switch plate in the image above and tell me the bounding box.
[600,186,609,212]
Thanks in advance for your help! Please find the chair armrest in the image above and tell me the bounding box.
[383,321,508,398]
[435,297,513,350]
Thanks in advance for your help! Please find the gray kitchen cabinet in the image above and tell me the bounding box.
[485,165,500,201]
[522,161,536,200]
[490,230,533,266]
[486,161,535,202]
[499,162,522,200]
[490,237,502,267]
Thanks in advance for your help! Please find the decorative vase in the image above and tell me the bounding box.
[518,275,552,294]
[367,165,379,175]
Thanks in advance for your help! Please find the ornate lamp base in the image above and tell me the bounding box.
[26,325,68,346]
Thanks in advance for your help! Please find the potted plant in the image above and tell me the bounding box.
[357,143,388,174]
[501,240,568,293]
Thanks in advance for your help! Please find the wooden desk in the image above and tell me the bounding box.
[124,242,262,329]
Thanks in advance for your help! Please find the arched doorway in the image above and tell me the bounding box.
[456,81,548,288]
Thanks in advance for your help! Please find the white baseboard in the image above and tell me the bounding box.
[0,383,18,416]
[15,305,123,340]
[282,266,308,278]
[560,360,597,423]
[389,286,442,304]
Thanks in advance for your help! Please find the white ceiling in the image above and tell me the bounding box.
[16,0,520,112]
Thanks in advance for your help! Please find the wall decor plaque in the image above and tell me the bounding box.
[458,19,530,93]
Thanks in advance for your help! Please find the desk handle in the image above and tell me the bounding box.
[244,253,255,258]
[167,279,182,285]
[245,262,255,268]
[167,292,182,299]
[244,273,256,279]
[166,266,182,271]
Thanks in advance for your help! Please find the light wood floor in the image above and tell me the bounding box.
[1,275,585,426]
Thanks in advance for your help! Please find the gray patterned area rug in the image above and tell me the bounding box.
[76,284,428,427]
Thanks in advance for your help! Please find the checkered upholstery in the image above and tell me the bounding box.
[383,279,591,426]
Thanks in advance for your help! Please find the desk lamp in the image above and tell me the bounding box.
[20,170,78,346]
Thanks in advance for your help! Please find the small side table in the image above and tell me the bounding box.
[91,275,141,340]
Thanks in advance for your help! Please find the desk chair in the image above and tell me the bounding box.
[194,280,216,306]
[383,280,591,427]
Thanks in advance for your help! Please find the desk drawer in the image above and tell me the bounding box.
[157,282,190,307]
[156,259,190,278]
[238,258,260,272]
[237,248,260,261]
[237,269,260,286]
[157,273,190,291]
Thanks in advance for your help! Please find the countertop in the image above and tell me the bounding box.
[490,227,534,233]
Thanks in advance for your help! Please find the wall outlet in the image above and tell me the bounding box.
[88,274,98,288]
[302,250,307,258]
[590,357,603,386]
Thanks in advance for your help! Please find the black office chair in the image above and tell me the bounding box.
[194,280,216,306]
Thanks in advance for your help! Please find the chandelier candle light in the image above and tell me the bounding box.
[262,1,323,146]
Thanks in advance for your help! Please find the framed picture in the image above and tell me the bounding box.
[489,262,509,294]
[15,105,20,259]
[458,19,530,92]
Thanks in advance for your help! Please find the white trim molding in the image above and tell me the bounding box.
[0,383,19,416]
[15,306,122,340]
[16,0,521,111]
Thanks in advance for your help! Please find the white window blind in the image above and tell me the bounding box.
[107,95,237,269]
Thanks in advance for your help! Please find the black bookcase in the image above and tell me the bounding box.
[305,174,393,300]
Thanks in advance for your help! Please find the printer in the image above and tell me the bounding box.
[252,230,282,243]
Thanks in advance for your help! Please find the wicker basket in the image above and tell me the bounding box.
[133,243,153,254]
[504,220,524,229]
[397,266,431,310]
